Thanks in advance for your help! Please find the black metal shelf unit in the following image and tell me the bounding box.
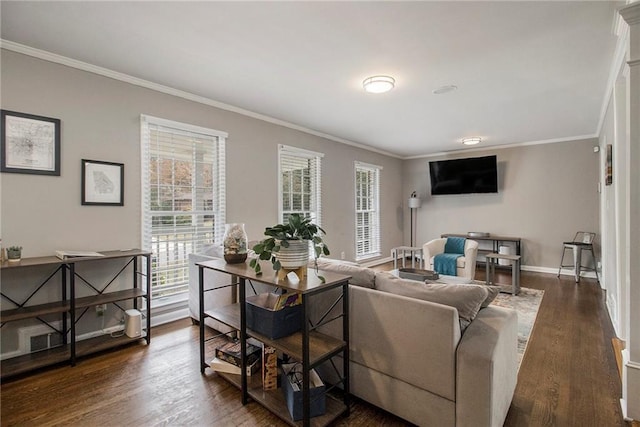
[0,249,151,379]
[197,259,351,427]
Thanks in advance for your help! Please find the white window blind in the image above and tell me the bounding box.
[355,161,381,260]
[141,115,226,298]
[278,144,323,225]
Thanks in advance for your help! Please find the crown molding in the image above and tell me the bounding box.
[0,39,402,160]
[402,134,598,160]
[620,2,640,26]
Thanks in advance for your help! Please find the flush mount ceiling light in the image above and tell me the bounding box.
[433,85,458,95]
[462,137,482,146]
[363,75,395,93]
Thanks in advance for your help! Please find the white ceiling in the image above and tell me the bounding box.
[1,1,623,158]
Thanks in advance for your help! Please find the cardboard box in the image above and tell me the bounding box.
[281,363,326,421]
[246,293,302,339]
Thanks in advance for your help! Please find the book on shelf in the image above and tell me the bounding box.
[209,357,260,376]
[55,250,105,260]
[215,341,261,368]
[273,292,302,311]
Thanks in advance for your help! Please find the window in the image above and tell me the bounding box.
[279,144,323,225]
[141,115,226,299]
[355,162,381,260]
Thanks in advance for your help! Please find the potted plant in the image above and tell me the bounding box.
[250,214,330,278]
[6,246,22,263]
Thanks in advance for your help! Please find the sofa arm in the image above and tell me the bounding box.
[456,306,518,427]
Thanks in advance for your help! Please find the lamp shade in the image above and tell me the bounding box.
[408,197,422,209]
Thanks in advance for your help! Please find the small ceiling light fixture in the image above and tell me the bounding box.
[433,85,458,95]
[363,75,395,93]
[462,137,482,146]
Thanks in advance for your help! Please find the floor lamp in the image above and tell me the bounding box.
[408,191,422,247]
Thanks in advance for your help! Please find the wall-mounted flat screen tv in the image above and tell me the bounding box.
[429,155,498,195]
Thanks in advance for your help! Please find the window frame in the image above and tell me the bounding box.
[278,144,324,226]
[354,161,382,261]
[140,114,227,300]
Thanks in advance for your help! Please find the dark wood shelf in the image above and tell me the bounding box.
[1,300,70,323]
[1,333,146,379]
[74,288,147,309]
[75,332,146,358]
[216,371,348,427]
[205,304,346,367]
[1,289,147,323]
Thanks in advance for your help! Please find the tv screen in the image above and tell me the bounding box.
[429,155,498,195]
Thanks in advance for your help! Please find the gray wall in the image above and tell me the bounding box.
[0,49,404,355]
[0,49,404,261]
[403,140,601,269]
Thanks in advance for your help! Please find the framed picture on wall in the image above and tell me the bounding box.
[0,110,61,176]
[81,159,124,206]
[605,144,613,186]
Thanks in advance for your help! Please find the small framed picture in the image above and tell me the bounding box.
[82,159,124,206]
[1,110,61,176]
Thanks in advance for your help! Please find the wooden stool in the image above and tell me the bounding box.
[486,252,521,295]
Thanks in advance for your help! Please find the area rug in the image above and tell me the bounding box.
[490,287,544,368]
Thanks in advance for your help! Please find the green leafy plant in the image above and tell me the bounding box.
[6,246,22,260]
[250,214,330,277]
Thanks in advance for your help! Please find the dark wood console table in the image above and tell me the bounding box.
[0,250,151,379]
[197,259,351,427]
[441,233,522,272]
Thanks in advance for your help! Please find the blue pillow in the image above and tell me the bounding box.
[444,237,466,254]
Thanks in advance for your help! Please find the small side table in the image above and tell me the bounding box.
[486,253,521,295]
[392,246,423,270]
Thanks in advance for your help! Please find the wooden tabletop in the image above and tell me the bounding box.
[196,258,351,294]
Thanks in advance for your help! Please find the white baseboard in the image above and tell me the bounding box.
[521,265,598,279]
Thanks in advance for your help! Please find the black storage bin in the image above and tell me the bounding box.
[246,293,302,339]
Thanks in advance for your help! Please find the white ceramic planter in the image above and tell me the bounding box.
[275,240,309,269]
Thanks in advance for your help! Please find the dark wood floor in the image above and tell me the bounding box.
[0,266,626,426]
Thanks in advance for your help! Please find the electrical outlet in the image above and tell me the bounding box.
[341,251,345,260]
[95,304,106,316]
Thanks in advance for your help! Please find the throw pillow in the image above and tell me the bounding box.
[480,284,500,307]
[314,259,375,289]
[375,272,488,322]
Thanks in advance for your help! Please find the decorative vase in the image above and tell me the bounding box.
[275,240,309,269]
[223,223,248,264]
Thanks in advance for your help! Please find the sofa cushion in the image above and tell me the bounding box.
[375,272,488,322]
[314,258,375,288]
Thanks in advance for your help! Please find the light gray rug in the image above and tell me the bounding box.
[490,287,544,368]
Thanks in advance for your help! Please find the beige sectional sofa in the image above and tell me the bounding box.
[189,254,518,426]
[309,259,518,427]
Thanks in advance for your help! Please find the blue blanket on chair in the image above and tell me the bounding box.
[433,237,466,276]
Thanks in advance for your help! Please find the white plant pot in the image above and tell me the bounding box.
[275,240,309,269]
